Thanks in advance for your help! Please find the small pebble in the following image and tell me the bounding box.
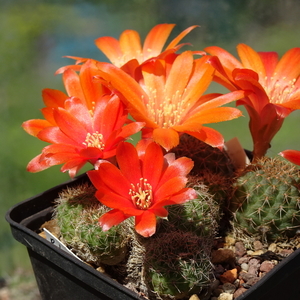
[240,263,249,271]
[222,282,236,294]
[189,295,200,300]
[233,287,248,298]
[278,249,293,257]
[219,268,238,284]
[239,272,256,282]
[253,240,263,251]
[260,261,274,273]
[243,277,260,287]
[268,243,277,252]
[235,241,246,257]
[218,292,233,300]
[237,256,250,264]
[248,258,260,275]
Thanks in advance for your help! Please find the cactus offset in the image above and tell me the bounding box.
[54,183,128,266]
[230,156,300,241]
[167,182,220,238]
[144,230,213,299]
[172,134,235,205]
[172,134,235,177]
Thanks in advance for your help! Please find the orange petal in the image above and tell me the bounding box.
[27,154,51,173]
[135,211,157,237]
[116,142,142,184]
[159,157,194,183]
[22,119,52,136]
[167,187,197,204]
[63,68,85,100]
[142,142,164,190]
[99,209,129,231]
[258,52,278,78]
[198,90,246,111]
[96,62,156,127]
[155,176,187,200]
[187,127,225,149]
[185,106,242,125]
[279,150,300,166]
[152,127,180,151]
[166,25,199,50]
[143,24,175,59]
[119,30,142,61]
[94,36,122,66]
[204,46,243,71]
[274,48,300,81]
[237,44,266,77]
[42,88,68,107]
[79,60,105,111]
[165,51,194,100]
[183,55,215,106]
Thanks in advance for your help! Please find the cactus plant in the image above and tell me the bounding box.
[230,156,300,241]
[172,134,235,177]
[172,134,236,205]
[144,230,213,299]
[167,182,221,238]
[54,183,128,266]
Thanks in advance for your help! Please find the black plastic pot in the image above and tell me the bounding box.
[5,174,300,300]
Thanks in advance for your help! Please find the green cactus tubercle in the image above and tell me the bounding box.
[54,183,128,266]
[231,157,300,241]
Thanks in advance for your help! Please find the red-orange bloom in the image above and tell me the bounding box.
[279,150,300,166]
[94,23,198,68]
[205,44,300,160]
[58,24,200,79]
[96,51,244,151]
[88,142,197,237]
[23,60,144,177]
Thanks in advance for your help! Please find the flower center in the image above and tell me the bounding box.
[145,87,189,128]
[129,178,153,210]
[262,75,297,104]
[83,131,105,150]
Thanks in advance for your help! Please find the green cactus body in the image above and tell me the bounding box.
[231,157,300,241]
[145,231,213,299]
[54,183,128,266]
[167,184,220,237]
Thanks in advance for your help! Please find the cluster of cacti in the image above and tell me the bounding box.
[52,146,300,299]
[54,183,128,266]
[230,156,300,241]
[52,176,220,299]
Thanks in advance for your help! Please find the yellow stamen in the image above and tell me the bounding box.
[262,74,297,104]
[83,131,105,150]
[146,88,189,128]
[129,178,153,209]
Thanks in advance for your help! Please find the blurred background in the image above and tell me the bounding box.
[1,0,299,298]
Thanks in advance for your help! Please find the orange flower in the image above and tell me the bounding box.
[279,150,300,166]
[95,23,198,67]
[96,51,244,151]
[205,44,300,159]
[57,24,200,79]
[23,60,144,177]
[88,142,197,237]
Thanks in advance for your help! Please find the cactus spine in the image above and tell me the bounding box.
[230,156,300,241]
[54,183,128,266]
